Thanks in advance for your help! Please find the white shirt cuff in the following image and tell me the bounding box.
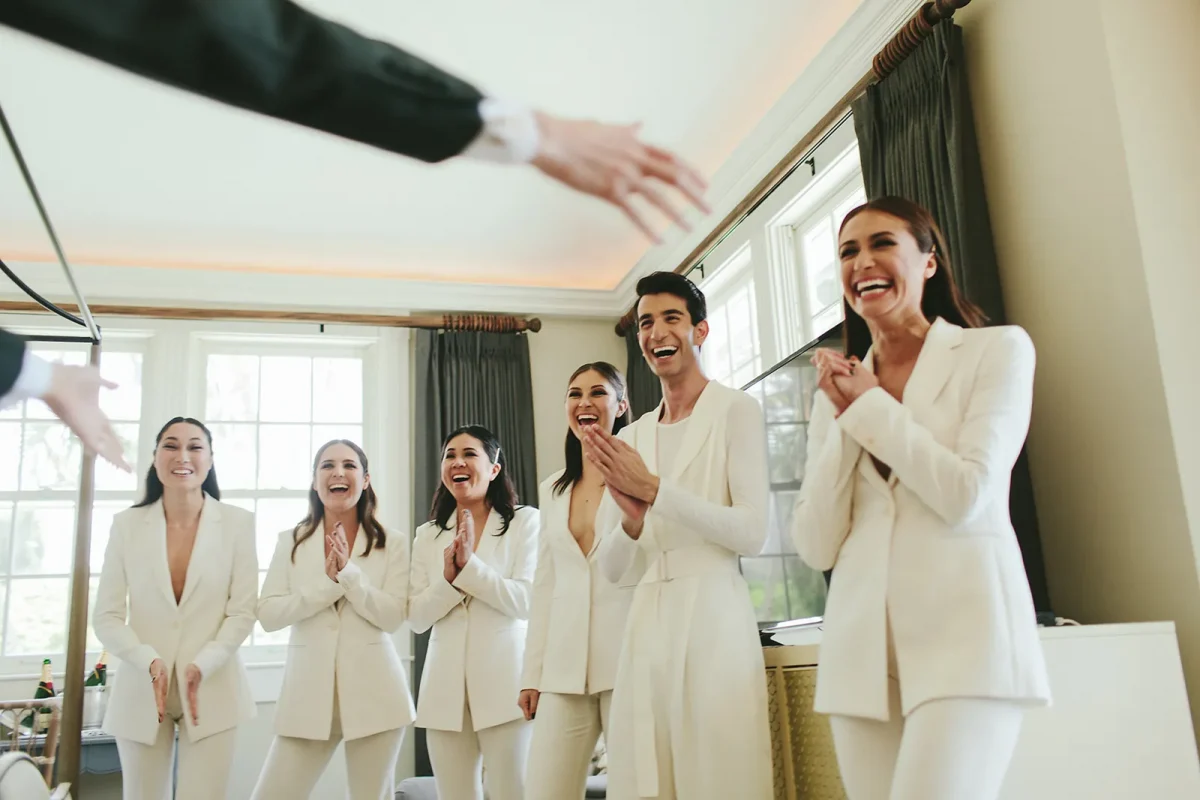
[461,98,541,164]
[1,350,53,410]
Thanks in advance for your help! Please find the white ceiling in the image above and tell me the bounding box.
[0,0,866,301]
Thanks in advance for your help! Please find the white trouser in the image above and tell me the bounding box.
[829,677,1024,800]
[115,677,238,800]
[250,693,405,800]
[525,690,612,800]
[426,700,532,800]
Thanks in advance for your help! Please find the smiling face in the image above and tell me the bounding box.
[441,433,500,504]
[566,368,627,438]
[839,209,937,326]
[313,442,369,513]
[153,422,213,492]
[636,292,708,379]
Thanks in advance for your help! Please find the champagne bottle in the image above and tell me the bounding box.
[21,658,56,730]
[85,650,108,687]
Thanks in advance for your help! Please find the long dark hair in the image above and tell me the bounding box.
[133,417,221,507]
[838,196,986,360]
[429,425,519,536]
[290,439,386,563]
[552,361,631,497]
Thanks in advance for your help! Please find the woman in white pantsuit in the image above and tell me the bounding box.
[409,424,538,800]
[94,417,258,800]
[792,197,1051,800]
[520,362,645,799]
[250,439,414,800]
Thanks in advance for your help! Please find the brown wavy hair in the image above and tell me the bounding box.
[290,439,385,563]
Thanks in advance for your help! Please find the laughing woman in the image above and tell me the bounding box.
[521,362,644,800]
[408,424,539,800]
[252,439,414,800]
[94,417,257,800]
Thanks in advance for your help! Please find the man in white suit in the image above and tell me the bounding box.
[585,271,773,800]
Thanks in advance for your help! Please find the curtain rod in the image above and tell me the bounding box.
[613,0,972,336]
[0,300,542,333]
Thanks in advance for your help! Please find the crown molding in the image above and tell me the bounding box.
[612,0,925,304]
[0,260,621,318]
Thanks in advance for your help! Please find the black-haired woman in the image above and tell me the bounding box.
[408,424,539,800]
[251,439,414,799]
[521,362,645,799]
[94,417,258,800]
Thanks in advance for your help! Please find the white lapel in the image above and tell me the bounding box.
[902,318,962,413]
[143,502,176,606]
[178,496,220,607]
[473,508,504,569]
[635,381,723,483]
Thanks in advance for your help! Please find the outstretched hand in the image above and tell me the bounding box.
[532,113,709,243]
[42,364,131,472]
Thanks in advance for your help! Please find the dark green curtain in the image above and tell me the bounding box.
[625,328,662,418]
[410,329,538,775]
[851,22,1052,616]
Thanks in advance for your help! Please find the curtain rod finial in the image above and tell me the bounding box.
[526,318,543,333]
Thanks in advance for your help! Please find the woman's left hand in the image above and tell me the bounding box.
[455,509,475,570]
[184,663,202,725]
[831,356,880,408]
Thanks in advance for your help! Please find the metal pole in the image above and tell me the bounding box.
[58,342,101,793]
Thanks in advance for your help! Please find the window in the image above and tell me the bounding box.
[793,181,867,338]
[0,343,144,672]
[201,346,366,654]
[700,244,762,388]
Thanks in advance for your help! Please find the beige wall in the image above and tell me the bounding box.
[956,0,1200,731]
[527,317,628,486]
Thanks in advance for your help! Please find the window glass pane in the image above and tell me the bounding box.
[86,576,101,652]
[766,424,807,489]
[728,285,757,369]
[206,355,260,422]
[207,424,258,490]
[762,367,802,424]
[0,400,20,419]
[0,422,20,491]
[803,217,839,318]
[260,357,312,423]
[6,578,69,655]
[12,501,76,576]
[833,186,867,231]
[0,503,11,576]
[99,352,143,421]
[313,359,363,424]
[783,555,827,620]
[740,557,789,623]
[255,498,310,566]
[95,424,140,491]
[20,424,80,491]
[258,425,314,490]
[312,425,365,456]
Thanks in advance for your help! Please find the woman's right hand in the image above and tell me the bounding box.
[518,688,540,721]
[148,658,168,723]
[443,539,461,584]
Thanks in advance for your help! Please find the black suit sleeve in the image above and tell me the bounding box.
[0,0,485,162]
[0,328,27,398]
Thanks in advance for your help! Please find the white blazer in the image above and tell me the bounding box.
[409,506,538,732]
[521,472,644,696]
[792,319,1052,721]
[93,496,258,745]
[258,522,415,741]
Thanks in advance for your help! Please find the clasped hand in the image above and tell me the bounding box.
[811,349,879,415]
[443,508,476,584]
[581,427,655,534]
[324,522,350,582]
